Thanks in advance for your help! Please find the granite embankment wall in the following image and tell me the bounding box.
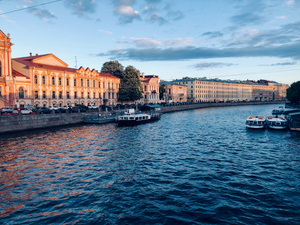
[160,101,285,113]
[0,101,286,134]
[0,113,87,134]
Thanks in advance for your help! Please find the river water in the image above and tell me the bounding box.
[0,104,299,225]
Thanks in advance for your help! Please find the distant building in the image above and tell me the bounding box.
[162,84,187,103]
[139,73,160,104]
[172,77,288,103]
[0,30,120,108]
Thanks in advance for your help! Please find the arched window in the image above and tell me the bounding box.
[34,75,38,84]
[42,76,46,84]
[52,77,55,85]
[81,79,83,87]
[0,61,2,77]
[19,87,25,99]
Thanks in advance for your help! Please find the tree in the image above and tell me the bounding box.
[118,66,143,102]
[159,84,166,100]
[101,61,124,79]
[287,81,300,104]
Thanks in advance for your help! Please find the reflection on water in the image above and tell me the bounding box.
[0,104,299,224]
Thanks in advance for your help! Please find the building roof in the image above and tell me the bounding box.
[12,69,29,78]
[12,53,120,80]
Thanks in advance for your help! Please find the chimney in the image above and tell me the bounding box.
[142,72,145,78]
[30,53,32,57]
[36,54,38,56]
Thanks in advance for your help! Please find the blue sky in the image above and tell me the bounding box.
[1,0,300,85]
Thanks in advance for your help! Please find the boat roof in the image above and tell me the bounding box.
[288,112,300,118]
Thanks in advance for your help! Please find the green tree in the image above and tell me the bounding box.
[101,61,124,79]
[287,81,300,104]
[118,66,143,102]
[159,84,166,100]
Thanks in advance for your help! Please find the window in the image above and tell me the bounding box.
[19,87,25,98]
[66,78,69,86]
[103,93,106,99]
[59,77,62,85]
[81,79,83,87]
[87,79,90,87]
[59,91,62,99]
[67,91,70,99]
[35,91,39,99]
[99,93,101,99]
[52,77,55,85]
[88,92,90,99]
[42,76,46,85]
[81,92,83,98]
[34,75,38,84]
[93,80,95,88]
[0,86,2,96]
[112,93,114,99]
[43,91,46,99]
[0,61,2,76]
[74,79,77,86]
[74,91,77,99]
[108,93,111,99]
[103,82,105,88]
[52,91,55,98]
[93,92,95,98]
[98,81,100,88]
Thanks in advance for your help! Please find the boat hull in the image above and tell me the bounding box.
[117,116,160,126]
[246,125,265,129]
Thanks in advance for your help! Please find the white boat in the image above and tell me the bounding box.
[272,106,284,115]
[245,116,266,129]
[116,108,160,126]
[266,116,287,130]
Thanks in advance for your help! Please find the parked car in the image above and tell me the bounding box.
[88,105,98,109]
[38,107,52,114]
[71,105,87,112]
[55,108,66,113]
[13,107,32,115]
[49,105,59,112]
[1,107,13,114]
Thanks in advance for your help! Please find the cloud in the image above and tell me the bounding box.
[27,7,56,22]
[202,31,224,38]
[130,38,162,48]
[98,41,300,61]
[113,0,141,24]
[164,38,194,46]
[149,13,167,25]
[98,29,113,35]
[230,12,265,26]
[194,62,236,70]
[276,16,286,19]
[260,62,297,66]
[63,0,97,17]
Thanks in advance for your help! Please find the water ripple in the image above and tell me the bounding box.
[0,104,299,224]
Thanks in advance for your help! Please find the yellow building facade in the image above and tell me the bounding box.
[139,73,160,104]
[173,78,288,102]
[0,30,120,108]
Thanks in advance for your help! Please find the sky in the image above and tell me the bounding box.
[0,0,300,85]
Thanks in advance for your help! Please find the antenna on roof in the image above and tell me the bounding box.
[75,56,77,68]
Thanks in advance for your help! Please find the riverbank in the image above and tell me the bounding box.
[0,101,286,134]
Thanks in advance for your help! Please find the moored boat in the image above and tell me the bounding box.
[286,112,300,131]
[116,108,160,126]
[266,115,287,130]
[245,116,266,129]
[272,106,284,115]
[84,114,116,124]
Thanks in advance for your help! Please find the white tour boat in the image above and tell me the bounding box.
[266,115,287,130]
[245,116,266,129]
[116,108,160,126]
